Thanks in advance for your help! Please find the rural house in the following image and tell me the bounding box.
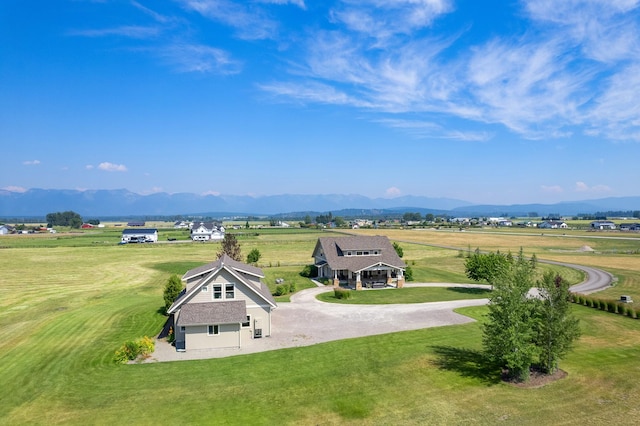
[191,221,225,241]
[312,235,406,290]
[120,228,158,243]
[590,220,616,230]
[167,254,277,351]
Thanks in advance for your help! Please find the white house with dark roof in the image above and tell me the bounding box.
[190,221,225,241]
[312,235,406,290]
[120,228,158,243]
[167,254,277,351]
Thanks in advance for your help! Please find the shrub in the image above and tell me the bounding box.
[593,299,600,310]
[405,266,414,282]
[275,284,289,296]
[588,298,595,308]
[299,264,318,278]
[114,336,155,364]
[334,288,352,300]
[288,281,296,293]
[609,301,618,313]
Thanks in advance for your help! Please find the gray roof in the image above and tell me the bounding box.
[314,235,406,272]
[183,253,263,280]
[168,254,276,314]
[176,301,247,326]
[122,228,158,235]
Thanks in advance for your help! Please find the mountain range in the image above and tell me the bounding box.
[0,188,638,218]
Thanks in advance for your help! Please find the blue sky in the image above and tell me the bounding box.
[1,0,639,205]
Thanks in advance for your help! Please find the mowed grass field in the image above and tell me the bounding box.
[1,226,640,424]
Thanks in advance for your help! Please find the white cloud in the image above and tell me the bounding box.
[574,181,612,193]
[68,25,161,39]
[179,0,279,40]
[331,0,453,41]
[158,43,241,74]
[2,186,27,193]
[258,0,306,8]
[385,186,402,197]
[98,162,128,172]
[202,190,221,196]
[85,165,94,170]
[23,160,41,166]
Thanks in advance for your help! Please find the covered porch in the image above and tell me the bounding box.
[328,264,405,290]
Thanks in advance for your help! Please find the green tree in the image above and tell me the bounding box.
[483,253,537,382]
[464,249,513,289]
[534,272,581,374]
[246,248,262,264]
[304,215,312,225]
[163,274,183,314]
[404,266,414,281]
[334,217,346,227]
[46,211,83,228]
[392,242,404,258]
[218,233,243,261]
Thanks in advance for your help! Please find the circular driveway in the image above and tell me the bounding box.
[148,283,489,362]
[148,261,613,362]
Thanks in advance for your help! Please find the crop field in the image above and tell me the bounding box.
[1,226,640,424]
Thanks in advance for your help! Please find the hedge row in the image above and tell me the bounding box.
[570,293,638,318]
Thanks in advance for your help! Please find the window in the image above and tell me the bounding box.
[225,284,235,299]
[213,284,222,299]
[356,251,362,256]
[242,315,251,328]
[201,285,208,292]
[208,325,219,335]
[180,326,185,332]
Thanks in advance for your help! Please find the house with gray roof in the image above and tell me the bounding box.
[167,254,277,351]
[312,235,406,290]
[191,221,225,241]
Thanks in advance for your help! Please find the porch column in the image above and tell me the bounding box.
[386,269,392,284]
[333,270,339,288]
[356,271,362,290]
[397,269,405,288]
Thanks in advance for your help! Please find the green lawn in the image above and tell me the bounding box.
[317,286,492,304]
[2,228,640,424]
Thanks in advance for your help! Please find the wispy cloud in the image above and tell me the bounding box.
[98,162,128,172]
[330,0,453,42]
[257,0,640,142]
[202,190,221,196]
[157,43,241,74]
[23,160,41,166]
[575,181,612,193]
[179,0,279,40]
[69,25,162,39]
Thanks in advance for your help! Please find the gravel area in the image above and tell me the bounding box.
[146,283,489,363]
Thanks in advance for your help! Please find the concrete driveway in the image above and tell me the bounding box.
[147,258,613,363]
[148,283,489,362]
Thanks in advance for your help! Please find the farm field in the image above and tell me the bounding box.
[1,227,639,424]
